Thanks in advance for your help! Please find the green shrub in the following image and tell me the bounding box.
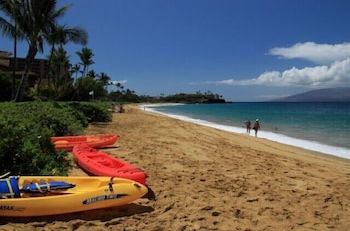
[59,103,89,128]
[67,102,112,123]
[0,107,69,175]
[14,102,84,135]
[0,101,112,176]
[0,102,82,175]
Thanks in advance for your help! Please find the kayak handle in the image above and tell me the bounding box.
[108,177,115,192]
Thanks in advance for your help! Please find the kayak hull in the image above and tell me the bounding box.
[73,144,147,185]
[51,134,118,151]
[0,176,147,217]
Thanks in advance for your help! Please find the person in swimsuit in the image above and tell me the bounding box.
[253,119,260,137]
[245,120,251,134]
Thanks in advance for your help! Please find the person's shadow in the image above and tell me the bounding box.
[0,203,154,225]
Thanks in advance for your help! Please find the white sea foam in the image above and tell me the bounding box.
[141,104,350,160]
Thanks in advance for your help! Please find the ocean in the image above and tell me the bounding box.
[144,102,350,159]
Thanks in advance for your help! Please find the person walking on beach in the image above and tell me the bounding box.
[245,120,251,134]
[253,119,260,137]
[119,104,125,113]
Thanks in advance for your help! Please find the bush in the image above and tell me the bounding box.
[0,103,70,175]
[0,101,113,175]
[13,102,84,135]
[67,102,112,123]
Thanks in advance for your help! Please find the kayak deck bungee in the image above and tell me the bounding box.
[73,144,147,185]
[51,134,118,151]
[0,176,147,217]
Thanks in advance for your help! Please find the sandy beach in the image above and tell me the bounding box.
[1,105,350,231]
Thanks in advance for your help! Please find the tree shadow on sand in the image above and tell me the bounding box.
[0,203,154,225]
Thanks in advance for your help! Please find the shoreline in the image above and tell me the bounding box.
[142,103,350,160]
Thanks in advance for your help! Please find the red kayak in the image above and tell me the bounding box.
[72,144,147,185]
[51,134,118,151]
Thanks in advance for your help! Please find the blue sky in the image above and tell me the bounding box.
[1,0,350,101]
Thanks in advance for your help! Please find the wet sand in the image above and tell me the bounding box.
[1,105,350,231]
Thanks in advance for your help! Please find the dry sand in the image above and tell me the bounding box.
[1,105,350,231]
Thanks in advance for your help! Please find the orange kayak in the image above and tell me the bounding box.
[51,134,118,151]
[73,144,147,185]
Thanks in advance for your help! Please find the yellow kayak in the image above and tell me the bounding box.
[0,176,148,217]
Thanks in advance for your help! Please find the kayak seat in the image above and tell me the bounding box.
[21,181,75,193]
[0,177,21,199]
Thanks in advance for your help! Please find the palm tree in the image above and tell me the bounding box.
[45,24,87,86]
[0,0,24,100]
[117,82,124,90]
[49,47,72,98]
[98,72,110,90]
[71,63,80,80]
[76,47,94,77]
[0,0,77,102]
[86,70,97,79]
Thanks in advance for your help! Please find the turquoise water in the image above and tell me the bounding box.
[153,103,350,150]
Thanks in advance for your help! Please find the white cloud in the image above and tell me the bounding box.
[109,80,127,85]
[210,58,350,88]
[200,41,350,89]
[269,42,350,64]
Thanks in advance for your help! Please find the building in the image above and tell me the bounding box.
[0,51,11,70]
[0,50,48,85]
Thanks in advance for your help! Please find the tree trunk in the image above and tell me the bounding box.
[11,24,17,100]
[45,45,55,87]
[14,45,38,102]
[54,64,63,95]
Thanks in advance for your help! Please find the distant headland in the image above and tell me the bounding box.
[273,87,350,102]
[139,91,227,104]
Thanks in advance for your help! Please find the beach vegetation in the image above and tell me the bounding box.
[73,74,107,101]
[67,102,112,123]
[99,72,111,90]
[0,0,89,102]
[107,88,226,104]
[76,47,94,77]
[45,24,88,87]
[48,47,74,99]
[0,0,81,101]
[0,101,112,175]
[71,63,81,81]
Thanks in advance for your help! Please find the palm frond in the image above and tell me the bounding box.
[0,0,24,40]
[51,4,71,19]
[0,17,15,38]
[0,0,17,19]
[65,26,88,45]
